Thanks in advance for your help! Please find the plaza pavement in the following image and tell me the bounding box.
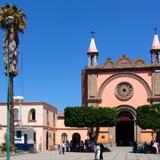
[0,147,160,160]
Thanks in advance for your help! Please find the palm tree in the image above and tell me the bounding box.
[0,4,27,147]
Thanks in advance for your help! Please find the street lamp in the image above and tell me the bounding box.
[5,16,14,160]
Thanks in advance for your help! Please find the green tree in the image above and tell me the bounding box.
[137,104,160,141]
[0,4,27,146]
[65,106,117,142]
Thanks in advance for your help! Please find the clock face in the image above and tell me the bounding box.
[115,82,133,101]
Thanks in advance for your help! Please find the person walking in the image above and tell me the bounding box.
[100,143,104,160]
[95,144,100,160]
[93,142,97,159]
[61,141,65,154]
[58,144,61,154]
[66,140,69,152]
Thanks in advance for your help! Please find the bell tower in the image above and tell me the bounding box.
[84,32,99,106]
[87,31,98,67]
[150,28,160,64]
[150,29,160,104]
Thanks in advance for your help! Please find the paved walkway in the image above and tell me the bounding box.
[0,147,160,160]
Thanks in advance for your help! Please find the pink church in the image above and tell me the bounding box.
[82,32,160,146]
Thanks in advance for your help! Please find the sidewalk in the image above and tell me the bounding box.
[0,147,160,160]
[0,151,29,159]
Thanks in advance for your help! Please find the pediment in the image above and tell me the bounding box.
[134,58,145,65]
[104,58,114,67]
[116,55,132,66]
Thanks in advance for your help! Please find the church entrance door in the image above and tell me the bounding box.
[116,111,134,146]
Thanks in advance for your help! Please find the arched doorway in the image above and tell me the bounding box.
[116,110,134,146]
[72,133,81,148]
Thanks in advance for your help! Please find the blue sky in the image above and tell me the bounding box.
[0,0,160,111]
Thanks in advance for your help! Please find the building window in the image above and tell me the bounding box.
[47,110,49,125]
[29,108,36,121]
[14,109,19,121]
[101,135,105,139]
[53,113,55,127]
[115,82,133,101]
[16,131,22,138]
[33,132,36,142]
[61,133,67,143]
[53,132,55,145]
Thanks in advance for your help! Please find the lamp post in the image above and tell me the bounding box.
[5,16,14,160]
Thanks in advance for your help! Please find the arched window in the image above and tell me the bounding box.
[29,108,36,121]
[61,133,67,143]
[14,109,19,121]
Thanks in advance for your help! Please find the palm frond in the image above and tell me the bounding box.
[0,4,27,33]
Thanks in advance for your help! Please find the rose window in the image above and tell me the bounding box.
[115,82,133,100]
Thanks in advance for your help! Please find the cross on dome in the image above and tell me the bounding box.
[153,26,158,34]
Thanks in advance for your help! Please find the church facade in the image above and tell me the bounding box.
[82,33,160,146]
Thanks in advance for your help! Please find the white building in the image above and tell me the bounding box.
[0,97,57,151]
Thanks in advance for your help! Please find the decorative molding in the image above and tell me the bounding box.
[85,64,160,73]
[97,72,152,100]
[141,130,153,133]
[87,99,102,103]
[116,105,137,120]
[99,131,109,133]
[148,97,160,103]
[55,128,87,131]
[116,55,133,66]
[134,58,145,65]
[28,120,37,122]
[0,102,57,112]
[1,125,56,131]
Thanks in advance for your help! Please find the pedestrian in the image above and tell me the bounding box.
[80,141,84,152]
[153,141,158,154]
[100,143,104,160]
[61,141,65,154]
[69,140,73,152]
[158,140,160,154]
[95,144,100,160]
[93,142,97,159]
[133,141,137,153]
[66,140,69,152]
[58,144,61,154]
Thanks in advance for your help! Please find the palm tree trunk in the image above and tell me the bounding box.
[10,75,14,148]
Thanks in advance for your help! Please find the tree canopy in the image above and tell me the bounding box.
[64,106,117,128]
[0,4,27,33]
[137,104,160,131]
